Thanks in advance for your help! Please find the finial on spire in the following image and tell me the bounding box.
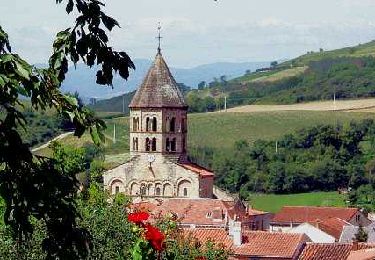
[156,22,162,54]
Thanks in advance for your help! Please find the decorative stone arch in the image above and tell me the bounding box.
[110,179,125,195]
[163,182,173,197]
[155,182,162,196]
[147,183,154,196]
[128,181,140,196]
[177,179,192,197]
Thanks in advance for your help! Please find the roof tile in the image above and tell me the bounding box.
[298,243,352,260]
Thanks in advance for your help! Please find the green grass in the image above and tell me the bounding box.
[188,111,375,150]
[248,191,347,213]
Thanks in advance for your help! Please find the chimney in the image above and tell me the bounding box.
[232,221,242,246]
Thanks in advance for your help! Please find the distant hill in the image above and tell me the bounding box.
[184,40,375,112]
[60,59,269,101]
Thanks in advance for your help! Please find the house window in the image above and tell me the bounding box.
[145,138,150,151]
[171,138,176,152]
[152,138,157,151]
[115,186,120,194]
[152,117,157,132]
[156,187,161,196]
[133,117,139,131]
[183,187,188,197]
[166,138,170,152]
[170,117,176,132]
[135,138,138,151]
[146,117,150,131]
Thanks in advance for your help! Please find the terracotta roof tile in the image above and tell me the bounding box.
[356,243,375,250]
[272,206,359,224]
[129,53,186,108]
[183,228,233,248]
[314,218,352,241]
[185,228,308,259]
[348,248,375,260]
[132,198,260,227]
[235,231,309,258]
[178,162,214,177]
[298,243,352,260]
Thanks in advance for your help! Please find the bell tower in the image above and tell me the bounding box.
[128,25,188,162]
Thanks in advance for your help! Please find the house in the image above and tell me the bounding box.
[340,222,375,243]
[184,226,309,260]
[270,206,370,232]
[298,243,352,260]
[286,223,335,243]
[131,198,273,230]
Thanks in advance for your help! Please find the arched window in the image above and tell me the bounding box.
[140,184,147,196]
[115,186,120,194]
[156,187,161,196]
[132,138,135,151]
[183,187,188,197]
[170,117,176,132]
[171,138,176,152]
[135,138,139,151]
[146,117,150,131]
[166,138,170,152]
[152,138,157,151]
[133,117,139,131]
[166,117,170,132]
[152,117,157,132]
[145,138,150,151]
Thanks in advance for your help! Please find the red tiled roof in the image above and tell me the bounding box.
[272,206,359,224]
[298,243,352,260]
[183,228,233,248]
[356,243,375,250]
[185,228,308,259]
[178,162,214,177]
[315,218,351,241]
[132,198,262,227]
[348,248,375,260]
[129,53,187,108]
[235,231,309,258]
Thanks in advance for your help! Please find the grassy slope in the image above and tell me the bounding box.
[188,111,375,150]
[249,191,346,213]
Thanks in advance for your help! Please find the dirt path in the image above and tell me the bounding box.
[225,98,375,113]
[32,131,74,152]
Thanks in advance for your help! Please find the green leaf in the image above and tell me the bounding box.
[66,0,74,13]
[15,60,31,80]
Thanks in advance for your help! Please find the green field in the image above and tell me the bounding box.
[188,111,375,150]
[249,191,347,213]
[35,110,375,157]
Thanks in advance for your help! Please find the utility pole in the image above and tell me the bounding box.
[275,140,278,154]
[113,123,116,144]
[122,95,125,114]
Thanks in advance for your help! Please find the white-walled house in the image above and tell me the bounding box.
[285,223,335,243]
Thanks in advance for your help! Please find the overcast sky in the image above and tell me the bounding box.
[2,0,375,67]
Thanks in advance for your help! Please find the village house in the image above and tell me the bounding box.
[132,198,273,231]
[270,206,371,232]
[184,225,310,260]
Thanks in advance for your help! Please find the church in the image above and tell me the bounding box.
[103,46,215,199]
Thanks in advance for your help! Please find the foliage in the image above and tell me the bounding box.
[355,225,368,242]
[189,119,375,197]
[0,0,134,257]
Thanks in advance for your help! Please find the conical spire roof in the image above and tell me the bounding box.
[129,53,187,108]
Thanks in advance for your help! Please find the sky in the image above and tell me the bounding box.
[2,0,375,68]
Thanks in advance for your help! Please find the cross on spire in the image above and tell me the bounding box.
[156,22,162,54]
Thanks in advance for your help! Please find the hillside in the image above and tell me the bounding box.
[91,40,375,113]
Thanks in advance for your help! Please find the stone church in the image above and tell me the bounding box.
[103,49,214,199]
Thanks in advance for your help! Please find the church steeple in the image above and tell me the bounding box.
[129,33,188,161]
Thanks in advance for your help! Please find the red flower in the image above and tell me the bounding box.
[195,257,206,260]
[128,212,149,224]
[144,224,165,251]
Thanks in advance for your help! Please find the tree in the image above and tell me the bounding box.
[197,81,206,90]
[270,61,278,68]
[0,0,134,257]
[245,69,251,75]
[355,225,368,242]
